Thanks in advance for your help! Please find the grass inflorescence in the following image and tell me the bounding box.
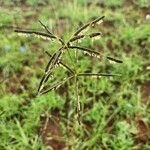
[15,16,123,124]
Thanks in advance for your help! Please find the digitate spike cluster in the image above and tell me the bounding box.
[15,16,123,123]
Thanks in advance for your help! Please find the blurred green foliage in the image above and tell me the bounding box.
[0,0,150,149]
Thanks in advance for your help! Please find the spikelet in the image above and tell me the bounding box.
[83,50,101,58]
[146,66,150,70]
[97,19,103,25]
[38,36,50,41]
[89,32,102,40]
[17,32,28,37]
[16,32,31,38]
[109,60,116,64]
[91,16,105,26]
[54,63,61,68]
[33,34,51,41]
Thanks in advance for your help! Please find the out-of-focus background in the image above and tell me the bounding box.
[0,0,150,149]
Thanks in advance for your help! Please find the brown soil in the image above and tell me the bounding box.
[5,71,29,94]
[134,116,150,144]
[39,113,66,150]
[140,82,150,106]
[126,115,150,149]
[140,7,150,16]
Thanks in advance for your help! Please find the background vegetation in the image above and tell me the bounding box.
[0,0,150,149]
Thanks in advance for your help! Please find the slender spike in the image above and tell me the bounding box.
[39,20,53,35]
[37,74,46,93]
[52,50,63,66]
[89,32,102,39]
[107,56,123,63]
[45,47,63,73]
[74,23,90,36]
[69,32,102,43]
[37,72,54,94]
[77,73,121,77]
[59,63,74,74]
[38,47,68,95]
[69,46,102,58]
[39,20,65,45]
[69,35,85,42]
[15,28,64,45]
[38,75,74,96]
[73,16,105,36]
[45,51,74,74]
[43,50,63,83]
[38,51,62,93]
[45,53,57,73]
[69,46,123,63]
[14,29,56,39]
[45,72,53,82]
